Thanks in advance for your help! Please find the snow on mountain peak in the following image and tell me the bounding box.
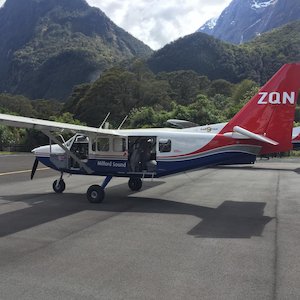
[251,0,278,10]
[198,0,300,44]
[200,17,219,30]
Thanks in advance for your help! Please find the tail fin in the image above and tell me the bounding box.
[221,63,300,154]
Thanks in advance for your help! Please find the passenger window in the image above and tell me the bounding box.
[159,139,171,153]
[113,138,126,152]
[97,138,110,152]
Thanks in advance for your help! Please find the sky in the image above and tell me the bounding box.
[0,0,232,50]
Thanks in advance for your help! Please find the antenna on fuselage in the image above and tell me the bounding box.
[118,115,128,130]
[99,112,110,129]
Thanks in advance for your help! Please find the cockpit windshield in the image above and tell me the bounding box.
[64,134,89,149]
[64,135,76,149]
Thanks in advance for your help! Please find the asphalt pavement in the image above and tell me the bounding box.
[0,154,300,299]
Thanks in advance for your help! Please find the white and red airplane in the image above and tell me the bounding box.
[0,63,300,203]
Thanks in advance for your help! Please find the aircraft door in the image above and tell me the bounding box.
[128,137,157,173]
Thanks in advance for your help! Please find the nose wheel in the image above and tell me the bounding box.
[52,179,66,193]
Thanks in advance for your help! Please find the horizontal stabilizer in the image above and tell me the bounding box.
[224,126,279,145]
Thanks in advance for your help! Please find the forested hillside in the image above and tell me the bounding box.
[61,60,265,128]
[0,0,152,100]
[0,94,62,118]
[242,21,300,83]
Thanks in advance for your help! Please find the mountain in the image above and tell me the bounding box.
[0,0,152,100]
[148,33,248,83]
[199,0,300,44]
[147,21,300,84]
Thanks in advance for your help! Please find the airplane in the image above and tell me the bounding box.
[0,63,300,203]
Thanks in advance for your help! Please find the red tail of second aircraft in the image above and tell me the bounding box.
[221,63,300,154]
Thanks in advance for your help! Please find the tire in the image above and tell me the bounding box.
[87,185,105,203]
[128,177,142,191]
[53,179,66,193]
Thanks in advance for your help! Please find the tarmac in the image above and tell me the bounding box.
[0,154,300,299]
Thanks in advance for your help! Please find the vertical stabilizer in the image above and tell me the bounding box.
[221,63,300,153]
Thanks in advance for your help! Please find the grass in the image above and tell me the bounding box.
[287,151,300,157]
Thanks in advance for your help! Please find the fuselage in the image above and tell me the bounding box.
[33,126,259,178]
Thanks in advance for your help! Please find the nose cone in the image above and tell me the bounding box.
[32,145,50,156]
[32,144,65,156]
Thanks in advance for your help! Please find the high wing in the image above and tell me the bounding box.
[0,113,125,137]
[0,113,127,176]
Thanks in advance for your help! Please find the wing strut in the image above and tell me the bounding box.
[99,113,111,129]
[42,130,94,174]
[118,115,128,130]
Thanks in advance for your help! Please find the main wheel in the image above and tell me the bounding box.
[128,177,142,191]
[52,179,66,193]
[87,185,105,203]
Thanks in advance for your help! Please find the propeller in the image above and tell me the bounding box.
[31,158,39,180]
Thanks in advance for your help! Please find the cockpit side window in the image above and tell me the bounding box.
[159,139,171,153]
[76,136,89,143]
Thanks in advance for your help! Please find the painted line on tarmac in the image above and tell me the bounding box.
[0,168,49,176]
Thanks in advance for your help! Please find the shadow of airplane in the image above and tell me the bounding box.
[0,182,272,239]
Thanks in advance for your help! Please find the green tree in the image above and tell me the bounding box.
[129,107,157,128]
[207,79,233,97]
[49,112,86,125]
[188,95,224,125]
[0,126,16,146]
[225,86,259,119]
[231,79,258,104]
[157,70,205,105]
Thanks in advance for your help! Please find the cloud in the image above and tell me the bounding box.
[87,0,232,49]
[0,0,232,49]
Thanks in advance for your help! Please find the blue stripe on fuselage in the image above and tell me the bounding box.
[37,151,255,178]
[156,152,255,176]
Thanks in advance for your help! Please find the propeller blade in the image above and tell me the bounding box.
[31,158,39,180]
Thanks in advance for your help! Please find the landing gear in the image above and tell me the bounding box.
[52,179,66,193]
[128,177,142,191]
[52,172,65,193]
[86,176,112,203]
[87,185,105,203]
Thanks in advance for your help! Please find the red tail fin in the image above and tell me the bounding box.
[221,63,300,154]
